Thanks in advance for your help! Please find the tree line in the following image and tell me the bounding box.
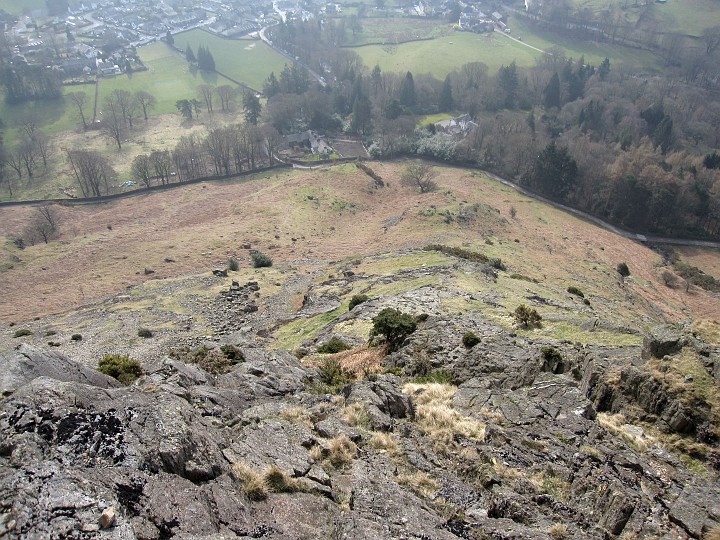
[258,19,720,238]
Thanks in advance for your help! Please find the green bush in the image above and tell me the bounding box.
[462,331,481,348]
[541,346,562,363]
[348,294,369,310]
[169,344,243,375]
[412,369,452,384]
[138,328,153,338]
[513,304,542,328]
[371,308,417,352]
[583,298,591,306]
[220,344,244,362]
[228,256,239,271]
[13,329,33,338]
[567,286,584,298]
[317,337,352,354]
[415,313,429,323]
[44,330,57,337]
[98,354,143,385]
[71,333,82,341]
[488,258,506,271]
[317,357,353,392]
[251,252,273,268]
[617,263,630,277]
[510,273,538,283]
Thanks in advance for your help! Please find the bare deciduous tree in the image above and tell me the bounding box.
[216,85,236,111]
[401,162,438,193]
[199,85,214,113]
[150,150,173,184]
[135,90,156,121]
[131,154,153,187]
[102,95,125,150]
[67,91,90,130]
[66,149,117,197]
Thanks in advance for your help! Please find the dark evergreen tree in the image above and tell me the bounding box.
[243,91,262,125]
[497,61,518,108]
[352,95,372,134]
[439,75,454,112]
[653,116,673,154]
[703,151,720,169]
[399,71,416,110]
[185,45,196,63]
[543,72,560,110]
[598,57,610,80]
[526,141,578,200]
[165,31,174,46]
[263,72,280,97]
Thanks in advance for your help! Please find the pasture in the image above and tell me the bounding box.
[340,17,452,46]
[172,29,288,90]
[352,31,542,76]
[97,42,217,115]
[0,0,45,14]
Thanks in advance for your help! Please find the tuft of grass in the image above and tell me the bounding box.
[251,252,273,268]
[327,435,358,468]
[349,294,370,310]
[548,523,569,539]
[567,286,584,298]
[232,463,269,501]
[138,328,153,338]
[262,465,307,493]
[598,413,654,452]
[404,382,485,456]
[228,256,239,271]
[412,369,453,384]
[342,402,371,429]
[704,527,720,540]
[278,406,313,428]
[579,445,603,460]
[369,431,399,453]
[397,470,440,498]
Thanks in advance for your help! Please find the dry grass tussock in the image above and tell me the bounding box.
[403,382,485,454]
[548,523,569,539]
[232,463,268,501]
[328,435,358,468]
[305,345,386,378]
[704,526,720,540]
[598,413,655,452]
[369,431,399,452]
[342,402,371,429]
[397,470,440,498]
[278,406,313,428]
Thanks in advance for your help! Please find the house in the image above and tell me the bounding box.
[285,130,333,155]
[435,114,478,136]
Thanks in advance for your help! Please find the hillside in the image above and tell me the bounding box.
[1,161,719,539]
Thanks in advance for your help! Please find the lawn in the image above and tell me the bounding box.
[97,42,222,115]
[352,31,542,77]
[172,29,288,90]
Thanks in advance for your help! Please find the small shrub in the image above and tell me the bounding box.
[415,313,429,323]
[370,308,417,352]
[488,258,506,271]
[348,294,369,310]
[369,432,399,452]
[219,344,244,362]
[510,273,538,283]
[583,298,591,306]
[317,337,352,354]
[44,330,57,337]
[661,269,678,288]
[98,354,142,385]
[227,256,239,271]
[462,331,480,348]
[317,357,353,391]
[138,328,153,338]
[509,206,517,218]
[383,366,403,376]
[251,251,273,268]
[566,286,584,298]
[412,370,453,384]
[71,333,82,341]
[548,523,568,539]
[13,329,33,338]
[513,304,542,328]
[617,262,630,277]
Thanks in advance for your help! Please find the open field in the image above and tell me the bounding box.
[0,84,95,144]
[570,0,720,36]
[98,42,222,115]
[506,19,662,69]
[0,0,45,14]
[352,31,542,76]
[340,17,452,46]
[172,29,288,90]
[1,162,717,335]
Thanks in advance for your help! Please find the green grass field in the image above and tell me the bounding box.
[0,84,95,144]
[172,29,288,90]
[507,19,663,69]
[97,42,218,115]
[0,0,45,14]
[352,31,542,77]
[340,17,453,46]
